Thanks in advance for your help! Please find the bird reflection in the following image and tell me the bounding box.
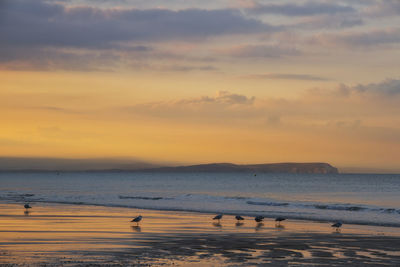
[255,222,264,232]
[235,222,244,227]
[275,224,285,230]
[212,222,222,228]
[24,210,30,216]
[131,225,141,232]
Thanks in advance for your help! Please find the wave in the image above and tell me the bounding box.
[311,204,366,211]
[2,192,400,228]
[3,197,400,228]
[119,195,173,201]
[247,201,289,206]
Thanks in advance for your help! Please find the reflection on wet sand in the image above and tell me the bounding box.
[255,222,264,232]
[212,222,222,228]
[235,222,244,227]
[131,225,141,232]
[1,203,400,266]
[275,224,285,231]
[24,210,30,216]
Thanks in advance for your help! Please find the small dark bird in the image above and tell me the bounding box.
[235,215,244,222]
[275,217,286,225]
[255,215,264,222]
[24,204,32,209]
[131,215,142,225]
[213,214,223,222]
[331,222,342,231]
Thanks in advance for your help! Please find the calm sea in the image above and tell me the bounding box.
[0,172,399,227]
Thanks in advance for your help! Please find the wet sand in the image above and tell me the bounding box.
[1,203,400,266]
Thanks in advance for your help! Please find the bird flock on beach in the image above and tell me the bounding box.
[23,203,343,232]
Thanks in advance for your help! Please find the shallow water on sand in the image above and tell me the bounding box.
[0,172,400,227]
[1,203,400,266]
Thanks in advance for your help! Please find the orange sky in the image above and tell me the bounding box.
[1,0,400,172]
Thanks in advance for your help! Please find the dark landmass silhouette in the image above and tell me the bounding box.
[141,162,339,174]
[0,157,338,174]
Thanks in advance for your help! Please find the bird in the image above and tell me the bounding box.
[255,215,264,223]
[331,222,342,232]
[24,204,32,210]
[235,215,244,222]
[213,214,223,222]
[131,215,142,225]
[275,217,286,225]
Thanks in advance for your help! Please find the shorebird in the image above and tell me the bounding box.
[331,222,342,232]
[235,215,244,222]
[255,215,264,223]
[275,217,286,225]
[24,204,32,210]
[131,215,142,225]
[213,214,223,222]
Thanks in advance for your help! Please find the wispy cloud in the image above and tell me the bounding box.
[242,73,330,81]
[218,44,300,58]
[309,28,400,48]
[121,79,400,130]
[245,1,355,16]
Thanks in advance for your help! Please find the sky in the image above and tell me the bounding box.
[1,0,400,172]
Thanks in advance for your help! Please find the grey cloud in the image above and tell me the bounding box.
[124,91,256,122]
[352,79,400,96]
[307,79,400,102]
[175,91,255,105]
[0,45,121,71]
[243,73,330,81]
[0,0,272,49]
[362,0,400,17]
[220,45,300,58]
[294,14,363,30]
[159,65,218,72]
[311,28,400,48]
[247,1,355,16]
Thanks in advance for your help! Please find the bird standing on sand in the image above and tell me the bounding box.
[131,215,142,225]
[255,215,264,223]
[235,215,244,222]
[24,204,32,210]
[331,222,342,232]
[275,217,286,225]
[213,214,223,222]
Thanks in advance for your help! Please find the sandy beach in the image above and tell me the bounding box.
[0,203,400,266]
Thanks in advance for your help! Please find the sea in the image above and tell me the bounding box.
[0,172,399,227]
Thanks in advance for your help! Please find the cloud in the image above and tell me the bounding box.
[124,91,256,122]
[242,73,330,81]
[246,1,355,16]
[219,44,300,58]
[294,14,363,30]
[310,28,400,48]
[0,0,272,49]
[0,0,280,70]
[0,45,123,71]
[362,0,400,17]
[31,106,83,114]
[350,79,400,96]
[156,65,219,72]
[120,79,400,133]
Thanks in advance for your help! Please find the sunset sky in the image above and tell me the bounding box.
[1,0,400,172]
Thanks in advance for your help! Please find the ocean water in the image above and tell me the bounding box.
[0,172,399,227]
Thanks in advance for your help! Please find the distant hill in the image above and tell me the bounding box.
[0,157,338,174]
[141,162,339,174]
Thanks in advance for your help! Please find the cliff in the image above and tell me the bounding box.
[143,162,339,174]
